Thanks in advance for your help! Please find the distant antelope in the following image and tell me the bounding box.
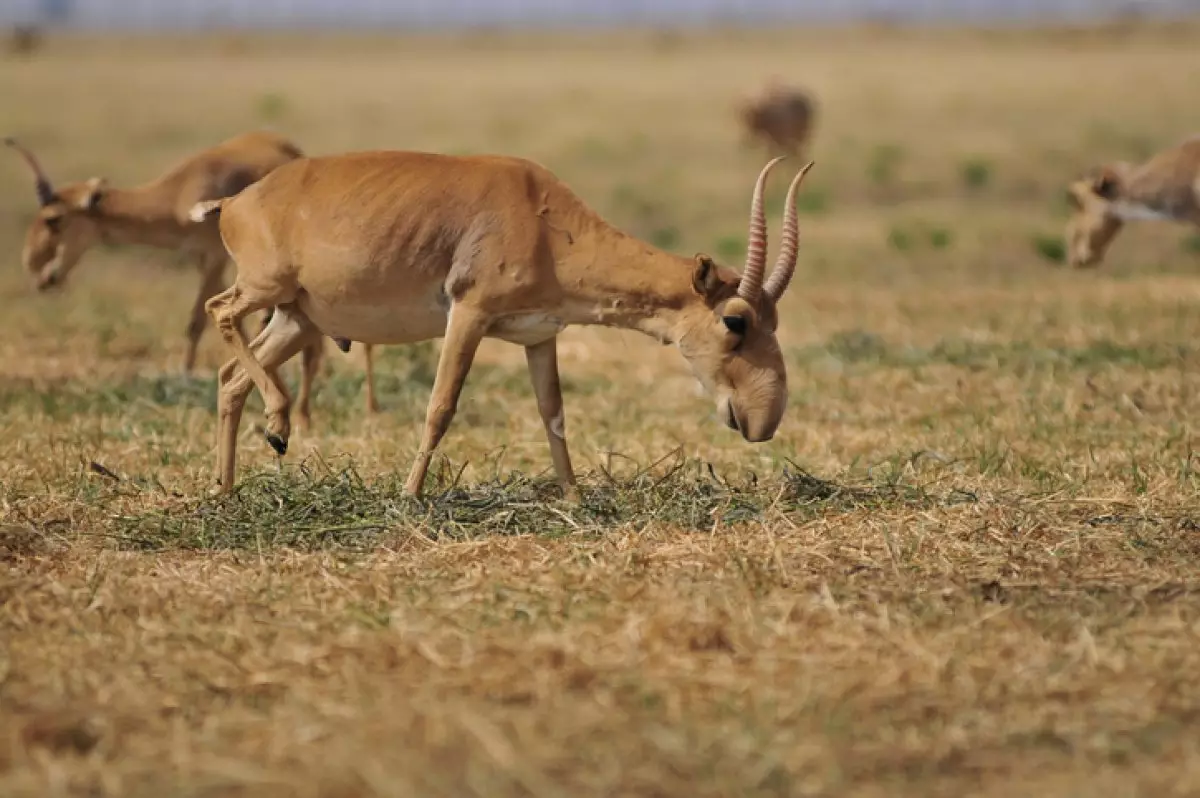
[738,79,816,157]
[5,131,334,426]
[192,152,814,497]
[7,25,41,57]
[1065,136,1200,268]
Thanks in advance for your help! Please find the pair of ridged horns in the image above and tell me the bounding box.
[5,137,55,206]
[738,156,815,304]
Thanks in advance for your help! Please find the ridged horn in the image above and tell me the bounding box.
[763,161,815,301]
[5,137,55,206]
[736,156,786,303]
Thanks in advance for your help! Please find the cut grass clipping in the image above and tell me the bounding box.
[110,455,931,551]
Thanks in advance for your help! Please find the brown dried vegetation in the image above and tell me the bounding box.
[3,26,1200,797]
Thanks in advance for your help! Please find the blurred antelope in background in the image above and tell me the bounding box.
[6,25,42,57]
[1065,135,1200,268]
[738,78,816,157]
[193,151,814,497]
[5,131,336,427]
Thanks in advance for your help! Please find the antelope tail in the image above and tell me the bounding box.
[188,198,227,223]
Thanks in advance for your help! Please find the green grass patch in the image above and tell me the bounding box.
[714,234,745,262]
[960,157,992,191]
[110,456,931,551]
[887,221,954,252]
[1032,234,1066,264]
[650,225,681,250]
[867,143,904,186]
[797,331,1192,371]
[255,91,290,121]
[0,374,216,418]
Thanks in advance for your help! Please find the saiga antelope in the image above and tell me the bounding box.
[1065,135,1200,268]
[7,25,41,57]
[738,79,816,157]
[193,152,814,497]
[5,131,332,426]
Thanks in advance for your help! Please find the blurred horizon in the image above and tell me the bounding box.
[5,0,1200,30]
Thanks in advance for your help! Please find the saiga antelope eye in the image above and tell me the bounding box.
[722,315,747,336]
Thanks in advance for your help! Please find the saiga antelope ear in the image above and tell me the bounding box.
[1065,186,1084,209]
[79,177,106,211]
[691,253,722,299]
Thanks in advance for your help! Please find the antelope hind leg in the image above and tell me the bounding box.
[206,284,296,456]
[215,306,321,491]
[295,337,325,431]
[363,343,379,414]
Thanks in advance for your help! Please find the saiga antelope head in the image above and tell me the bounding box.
[676,157,813,443]
[1064,165,1128,269]
[6,138,108,290]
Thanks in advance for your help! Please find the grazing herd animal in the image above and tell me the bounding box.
[191,153,812,496]
[6,132,304,361]
[6,132,353,429]
[6,77,1196,498]
[1064,136,1200,269]
[6,25,41,57]
[738,78,816,158]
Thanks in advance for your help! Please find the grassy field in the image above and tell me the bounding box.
[3,22,1200,797]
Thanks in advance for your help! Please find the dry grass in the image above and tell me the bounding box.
[3,22,1200,797]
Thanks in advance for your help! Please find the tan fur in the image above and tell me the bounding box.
[738,78,816,157]
[1065,136,1200,268]
[200,151,814,497]
[6,131,340,427]
[195,196,380,411]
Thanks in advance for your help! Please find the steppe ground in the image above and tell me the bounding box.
[3,21,1200,797]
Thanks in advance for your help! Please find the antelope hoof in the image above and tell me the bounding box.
[334,337,352,353]
[265,432,288,455]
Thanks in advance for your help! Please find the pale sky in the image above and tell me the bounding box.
[4,0,1197,29]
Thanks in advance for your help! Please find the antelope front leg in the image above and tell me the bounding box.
[404,307,489,497]
[216,357,248,491]
[525,337,577,500]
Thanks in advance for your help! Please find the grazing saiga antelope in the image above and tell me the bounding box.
[1065,135,1200,268]
[192,151,814,497]
[5,131,332,426]
[738,79,816,157]
[7,25,42,57]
